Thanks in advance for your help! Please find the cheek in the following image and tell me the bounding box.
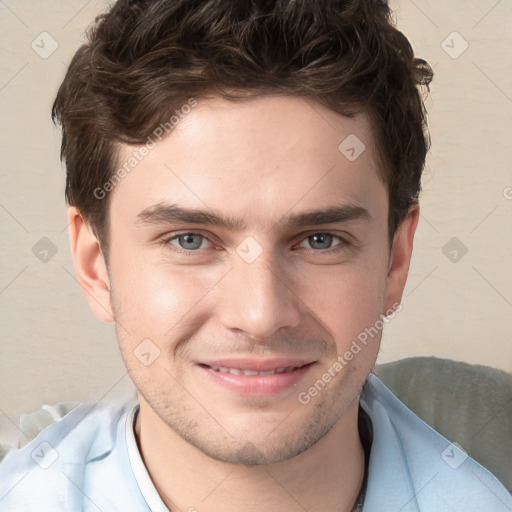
[109,251,221,342]
[305,266,386,336]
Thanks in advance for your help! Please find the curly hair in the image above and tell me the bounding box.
[52,0,433,260]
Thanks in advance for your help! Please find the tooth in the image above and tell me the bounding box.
[210,365,300,375]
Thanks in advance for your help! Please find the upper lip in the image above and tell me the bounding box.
[199,357,314,372]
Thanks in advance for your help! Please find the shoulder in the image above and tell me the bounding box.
[0,400,136,510]
[360,373,512,511]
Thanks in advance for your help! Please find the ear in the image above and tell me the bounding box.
[68,207,114,323]
[384,202,420,312]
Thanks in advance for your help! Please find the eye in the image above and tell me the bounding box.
[296,233,347,251]
[163,232,213,252]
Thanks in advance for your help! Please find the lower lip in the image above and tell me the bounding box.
[197,363,314,395]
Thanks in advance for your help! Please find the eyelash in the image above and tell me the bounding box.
[160,231,350,256]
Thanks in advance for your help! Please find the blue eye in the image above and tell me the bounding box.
[164,233,212,252]
[298,233,345,251]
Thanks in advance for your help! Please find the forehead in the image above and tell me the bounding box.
[110,95,387,231]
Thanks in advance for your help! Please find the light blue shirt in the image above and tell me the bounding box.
[1,373,510,511]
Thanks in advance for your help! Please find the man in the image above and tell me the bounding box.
[0,0,510,510]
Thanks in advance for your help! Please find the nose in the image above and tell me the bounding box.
[215,252,302,341]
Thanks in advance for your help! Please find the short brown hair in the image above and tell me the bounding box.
[52,0,433,261]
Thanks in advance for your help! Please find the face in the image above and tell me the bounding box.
[75,95,414,465]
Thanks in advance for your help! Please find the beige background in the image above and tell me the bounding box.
[1,0,511,446]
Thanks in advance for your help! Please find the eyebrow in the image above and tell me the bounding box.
[135,202,370,231]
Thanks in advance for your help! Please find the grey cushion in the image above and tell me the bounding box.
[374,356,512,492]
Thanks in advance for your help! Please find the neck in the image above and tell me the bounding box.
[134,396,365,512]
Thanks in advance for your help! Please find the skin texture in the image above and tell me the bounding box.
[68,95,419,512]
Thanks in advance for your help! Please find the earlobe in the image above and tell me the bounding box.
[68,207,114,323]
[384,203,420,312]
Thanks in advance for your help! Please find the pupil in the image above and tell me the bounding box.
[181,234,201,249]
[311,234,331,249]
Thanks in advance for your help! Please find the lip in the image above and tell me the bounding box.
[197,358,315,395]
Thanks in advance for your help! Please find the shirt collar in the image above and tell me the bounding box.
[125,403,171,512]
